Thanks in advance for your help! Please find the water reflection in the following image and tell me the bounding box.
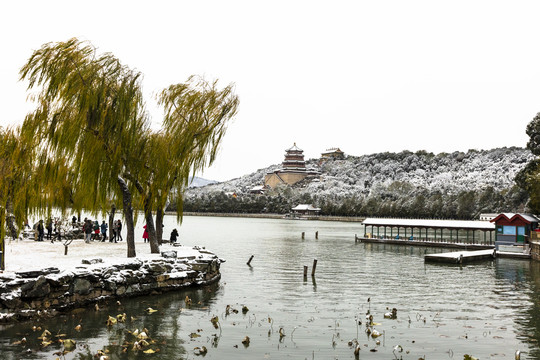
[0,282,222,360]
[498,259,540,359]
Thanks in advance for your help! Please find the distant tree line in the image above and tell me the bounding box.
[176,184,527,219]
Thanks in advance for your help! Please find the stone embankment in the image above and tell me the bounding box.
[0,247,222,323]
[182,212,365,222]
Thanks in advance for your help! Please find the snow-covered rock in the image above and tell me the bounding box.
[0,247,223,323]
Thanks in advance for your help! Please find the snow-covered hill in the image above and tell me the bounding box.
[181,147,534,219]
[188,176,217,188]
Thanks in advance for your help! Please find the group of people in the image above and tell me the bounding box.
[111,219,123,242]
[35,218,63,242]
[142,225,179,244]
[34,216,180,244]
[82,219,99,243]
[81,218,123,243]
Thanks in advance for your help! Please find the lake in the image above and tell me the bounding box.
[1,215,539,359]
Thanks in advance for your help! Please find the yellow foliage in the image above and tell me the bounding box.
[106,316,117,326]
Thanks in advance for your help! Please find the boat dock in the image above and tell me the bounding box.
[425,249,531,263]
[356,236,493,250]
[425,249,496,263]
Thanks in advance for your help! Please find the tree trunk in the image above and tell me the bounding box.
[143,195,160,253]
[156,207,164,245]
[123,172,159,253]
[5,196,18,241]
[108,203,116,242]
[117,176,136,257]
[0,207,5,270]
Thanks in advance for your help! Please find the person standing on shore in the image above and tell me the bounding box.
[46,219,53,241]
[143,224,149,243]
[92,220,100,240]
[56,220,62,242]
[117,219,123,241]
[111,220,117,242]
[170,228,179,243]
[83,219,92,243]
[37,220,44,242]
[100,220,108,242]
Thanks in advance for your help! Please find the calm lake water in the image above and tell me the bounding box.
[1,215,540,359]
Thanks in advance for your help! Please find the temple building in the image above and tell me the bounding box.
[321,147,345,160]
[291,204,321,216]
[264,143,319,188]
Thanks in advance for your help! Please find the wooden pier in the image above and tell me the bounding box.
[425,249,496,264]
[357,236,493,250]
[425,249,531,263]
[356,236,532,262]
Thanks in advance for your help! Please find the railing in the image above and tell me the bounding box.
[363,233,494,246]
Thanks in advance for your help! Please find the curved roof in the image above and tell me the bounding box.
[292,204,321,211]
[362,218,494,230]
[286,143,303,152]
[322,148,344,154]
[490,213,539,224]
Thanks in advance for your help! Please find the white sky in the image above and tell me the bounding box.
[1,1,539,181]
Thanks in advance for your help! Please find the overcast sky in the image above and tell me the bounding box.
[1,1,539,181]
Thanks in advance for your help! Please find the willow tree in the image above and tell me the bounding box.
[20,38,148,257]
[0,127,37,270]
[21,38,239,257]
[123,76,239,252]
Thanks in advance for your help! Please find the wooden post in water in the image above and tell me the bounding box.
[355,234,358,243]
[303,265,308,278]
[247,255,254,266]
[315,231,318,239]
[302,232,305,239]
[311,259,318,276]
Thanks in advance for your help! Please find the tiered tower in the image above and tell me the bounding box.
[264,143,319,188]
[282,143,306,171]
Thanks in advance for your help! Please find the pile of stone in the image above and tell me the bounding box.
[0,248,222,323]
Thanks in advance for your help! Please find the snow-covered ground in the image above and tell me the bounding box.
[2,238,210,274]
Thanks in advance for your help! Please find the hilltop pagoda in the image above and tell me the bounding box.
[264,143,319,188]
[282,143,306,171]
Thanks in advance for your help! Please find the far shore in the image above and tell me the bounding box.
[175,211,366,222]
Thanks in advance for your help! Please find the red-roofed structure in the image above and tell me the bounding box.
[490,213,539,250]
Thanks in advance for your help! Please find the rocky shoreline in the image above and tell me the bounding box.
[0,247,222,324]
